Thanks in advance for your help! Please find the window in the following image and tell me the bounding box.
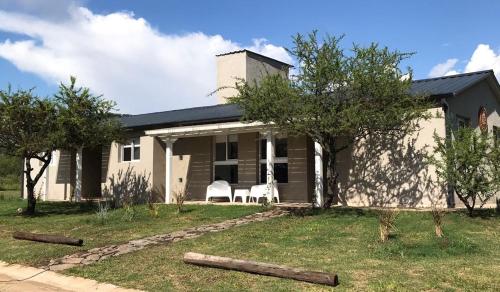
[213,135,238,184]
[456,115,470,129]
[122,138,140,162]
[260,135,288,183]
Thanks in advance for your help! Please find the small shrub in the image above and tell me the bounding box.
[148,202,160,218]
[377,209,399,242]
[0,194,4,201]
[172,187,188,213]
[496,198,500,214]
[122,203,137,222]
[95,202,109,225]
[431,207,445,238]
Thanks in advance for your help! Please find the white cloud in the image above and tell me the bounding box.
[464,44,500,76]
[428,44,500,79]
[428,58,459,77]
[0,6,292,114]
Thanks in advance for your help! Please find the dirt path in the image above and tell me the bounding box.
[0,261,140,292]
[46,208,289,271]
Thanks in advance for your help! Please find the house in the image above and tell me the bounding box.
[25,50,500,208]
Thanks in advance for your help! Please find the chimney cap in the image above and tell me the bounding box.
[216,49,293,68]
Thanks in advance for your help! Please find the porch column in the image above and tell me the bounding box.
[265,130,275,202]
[165,138,177,204]
[314,141,323,207]
[75,147,83,202]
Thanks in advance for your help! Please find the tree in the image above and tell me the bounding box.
[0,78,122,214]
[0,88,59,213]
[54,77,122,201]
[229,31,431,208]
[429,127,499,216]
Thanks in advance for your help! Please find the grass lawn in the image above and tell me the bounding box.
[0,198,261,266]
[66,208,500,291]
[0,190,21,201]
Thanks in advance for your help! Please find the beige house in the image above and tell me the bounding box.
[25,50,500,208]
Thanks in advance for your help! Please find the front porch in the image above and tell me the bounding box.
[145,121,325,205]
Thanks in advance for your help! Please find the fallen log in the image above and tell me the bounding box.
[183,252,338,287]
[13,231,83,246]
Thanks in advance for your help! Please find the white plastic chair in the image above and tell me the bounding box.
[249,182,280,204]
[206,180,232,203]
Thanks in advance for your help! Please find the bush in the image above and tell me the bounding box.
[95,202,109,225]
[172,187,189,213]
[377,209,399,242]
[431,207,445,238]
[429,127,499,216]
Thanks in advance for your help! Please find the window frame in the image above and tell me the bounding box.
[121,138,141,162]
[213,134,239,184]
[494,126,500,146]
[456,115,470,129]
[259,134,288,184]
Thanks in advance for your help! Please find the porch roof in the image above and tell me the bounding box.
[145,120,272,139]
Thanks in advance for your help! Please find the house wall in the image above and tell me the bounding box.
[171,136,213,201]
[23,150,74,201]
[102,134,165,201]
[446,79,500,207]
[170,132,311,202]
[336,107,448,208]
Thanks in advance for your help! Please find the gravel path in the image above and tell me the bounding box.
[45,208,289,271]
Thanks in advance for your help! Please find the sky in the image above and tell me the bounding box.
[0,0,499,114]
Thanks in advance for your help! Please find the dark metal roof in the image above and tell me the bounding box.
[410,70,493,97]
[122,70,497,130]
[121,103,242,130]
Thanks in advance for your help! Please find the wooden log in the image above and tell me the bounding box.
[13,231,83,246]
[183,252,338,286]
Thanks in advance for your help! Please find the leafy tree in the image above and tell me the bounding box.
[429,127,499,216]
[229,31,431,208]
[0,78,122,214]
[54,77,122,200]
[0,88,59,213]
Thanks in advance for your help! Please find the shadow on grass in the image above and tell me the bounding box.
[16,201,97,217]
[289,206,375,218]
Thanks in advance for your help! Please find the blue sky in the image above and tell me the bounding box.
[0,0,499,113]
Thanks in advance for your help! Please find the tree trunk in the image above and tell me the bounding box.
[23,152,52,215]
[456,191,475,217]
[323,140,339,209]
[24,158,36,215]
[26,184,36,215]
[183,252,339,286]
[13,231,83,246]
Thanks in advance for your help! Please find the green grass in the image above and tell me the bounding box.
[0,190,21,201]
[0,199,261,266]
[66,208,500,291]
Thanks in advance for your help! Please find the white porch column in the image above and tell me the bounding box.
[165,138,177,204]
[265,130,275,202]
[75,147,83,202]
[314,141,323,207]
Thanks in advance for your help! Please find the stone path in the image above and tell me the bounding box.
[0,261,140,292]
[45,208,289,271]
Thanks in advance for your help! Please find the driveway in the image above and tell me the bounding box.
[0,261,140,292]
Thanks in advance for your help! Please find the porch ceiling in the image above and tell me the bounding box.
[145,121,273,140]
